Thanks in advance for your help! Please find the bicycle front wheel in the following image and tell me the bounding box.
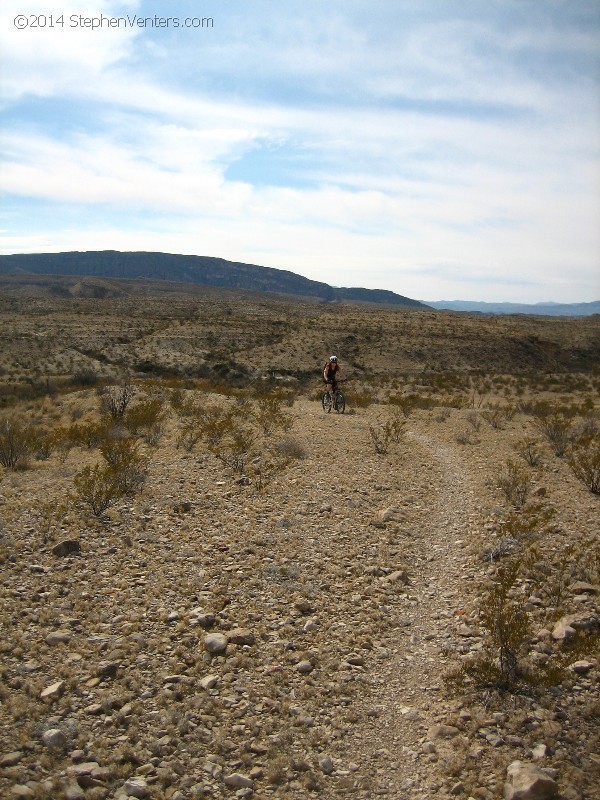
[322,391,332,412]
[334,391,345,414]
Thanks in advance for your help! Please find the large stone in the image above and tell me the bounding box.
[52,539,80,557]
[428,724,460,739]
[11,787,35,799]
[503,761,558,800]
[45,630,71,645]
[122,777,151,798]
[227,628,256,646]
[40,680,65,700]
[42,728,67,749]
[552,612,599,641]
[0,751,23,767]
[204,633,228,654]
[224,773,254,789]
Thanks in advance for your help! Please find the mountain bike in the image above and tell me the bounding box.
[322,386,345,414]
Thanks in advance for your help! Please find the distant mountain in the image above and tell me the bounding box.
[0,251,427,308]
[427,299,600,317]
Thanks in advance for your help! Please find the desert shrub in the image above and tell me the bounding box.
[252,396,292,436]
[37,497,71,544]
[369,419,391,455]
[532,412,572,457]
[348,388,375,408]
[513,437,543,467]
[99,437,148,496]
[73,464,126,517]
[480,401,515,429]
[497,459,531,508]
[30,427,59,460]
[466,411,481,431]
[273,437,306,460]
[456,430,480,446]
[99,382,135,421]
[447,561,531,692]
[71,367,99,387]
[0,419,33,469]
[66,420,111,449]
[482,503,556,563]
[388,392,435,417]
[213,423,257,475]
[568,433,600,494]
[124,395,167,444]
[169,386,187,412]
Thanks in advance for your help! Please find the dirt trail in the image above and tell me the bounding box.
[278,403,486,799]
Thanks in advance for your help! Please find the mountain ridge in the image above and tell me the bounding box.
[0,250,427,308]
[427,299,600,317]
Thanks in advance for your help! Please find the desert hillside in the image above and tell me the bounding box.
[0,285,598,800]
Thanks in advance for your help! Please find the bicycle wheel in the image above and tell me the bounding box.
[322,391,332,412]
[334,391,345,414]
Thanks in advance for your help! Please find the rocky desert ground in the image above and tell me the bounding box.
[0,280,598,800]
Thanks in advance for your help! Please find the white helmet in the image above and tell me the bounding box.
[329,355,338,362]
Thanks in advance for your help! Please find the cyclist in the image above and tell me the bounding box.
[323,355,345,410]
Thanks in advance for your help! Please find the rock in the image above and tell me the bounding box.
[378,507,406,523]
[52,539,80,557]
[204,633,228,654]
[227,628,256,646]
[570,660,593,674]
[96,661,120,678]
[42,728,67,749]
[294,599,315,614]
[551,617,577,642]
[63,783,85,800]
[45,630,71,645]
[568,581,598,595]
[40,680,65,700]
[70,762,101,779]
[318,755,335,774]
[532,744,547,760]
[503,760,558,800]
[382,569,410,586]
[193,612,216,629]
[0,751,23,767]
[11,787,35,799]
[199,674,219,690]
[428,724,460,739]
[224,773,254,789]
[296,660,314,674]
[122,777,151,798]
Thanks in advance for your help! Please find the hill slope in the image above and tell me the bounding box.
[0,250,427,308]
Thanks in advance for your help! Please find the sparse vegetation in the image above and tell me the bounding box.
[0,280,598,800]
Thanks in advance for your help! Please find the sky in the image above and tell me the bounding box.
[1,0,599,303]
